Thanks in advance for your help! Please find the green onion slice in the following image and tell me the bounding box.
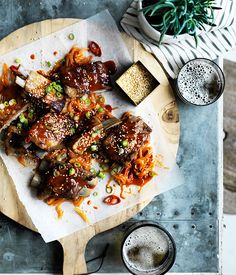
[121,139,129,147]
[91,132,97,138]
[69,167,76,176]
[15,58,21,64]
[57,153,67,162]
[90,144,98,152]
[9,99,17,106]
[74,162,81,168]
[46,61,51,67]
[59,164,66,170]
[97,171,105,179]
[85,112,91,119]
[68,33,75,40]
[97,107,104,113]
[106,186,113,194]
[90,168,97,175]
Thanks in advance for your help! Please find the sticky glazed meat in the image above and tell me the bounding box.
[25,71,51,99]
[60,61,116,98]
[37,163,97,200]
[28,112,75,150]
[103,113,152,163]
[0,85,28,132]
[23,71,65,112]
[70,117,122,154]
[70,118,105,154]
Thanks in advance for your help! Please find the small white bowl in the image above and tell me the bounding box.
[137,0,192,44]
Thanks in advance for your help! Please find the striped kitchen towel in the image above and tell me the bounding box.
[121,0,236,78]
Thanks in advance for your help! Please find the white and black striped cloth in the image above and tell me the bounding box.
[121,0,236,78]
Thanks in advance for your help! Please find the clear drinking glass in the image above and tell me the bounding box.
[175,58,225,106]
[121,221,176,275]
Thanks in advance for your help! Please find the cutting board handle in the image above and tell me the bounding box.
[59,229,94,275]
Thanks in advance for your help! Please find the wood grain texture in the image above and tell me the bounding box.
[223,60,236,214]
[223,60,236,193]
[0,19,179,275]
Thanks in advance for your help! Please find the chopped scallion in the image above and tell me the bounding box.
[97,171,105,179]
[17,122,22,129]
[100,164,109,171]
[106,186,113,194]
[149,171,155,177]
[19,113,26,123]
[70,128,76,135]
[74,162,81,168]
[111,168,117,175]
[28,108,34,114]
[15,58,21,64]
[121,139,129,147]
[68,33,75,40]
[91,153,98,159]
[69,112,74,118]
[57,153,67,161]
[59,164,66,170]
[90,144,98,152]
[4,101,9,107]
[90,168,97,175]
[28,112,34,119]
[80,94,88,102]
[85,98,91,106]
[85,111,91,119]
[56,91,62,98]
[46,61,51,67]
[68,167,75,176]
[9,99,17,106]
[97,107,104,113]
[53,170,60,177]
[45,85,53,94]
[53,83,62,92]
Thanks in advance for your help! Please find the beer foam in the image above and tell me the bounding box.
[177,59,223,105]
[122,226,170,274]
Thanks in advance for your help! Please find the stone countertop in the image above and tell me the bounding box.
[0,0,222,273]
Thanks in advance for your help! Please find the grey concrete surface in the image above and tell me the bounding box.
[0,0,221,273]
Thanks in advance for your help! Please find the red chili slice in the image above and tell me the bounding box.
[88,41,102,57]
[25,137,31,144]
[10,65,19,72]
[105,105,112,112]
[103,195,121,205]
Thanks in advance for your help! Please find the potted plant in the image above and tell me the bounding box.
[138,0,220,46]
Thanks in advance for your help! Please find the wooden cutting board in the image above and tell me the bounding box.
[0,19,180,275]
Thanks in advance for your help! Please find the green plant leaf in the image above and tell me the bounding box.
[142,0,220,45]
[150,3,175,17]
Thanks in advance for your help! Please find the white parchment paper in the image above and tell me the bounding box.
[0,11,184,242]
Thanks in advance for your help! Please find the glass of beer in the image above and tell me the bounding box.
[175,58,225,106]
[121,221,176,275]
